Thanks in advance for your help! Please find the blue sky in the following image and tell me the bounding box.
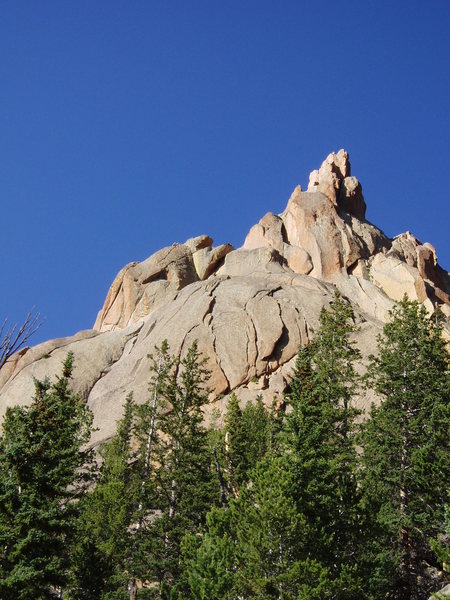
[2,1,449,344]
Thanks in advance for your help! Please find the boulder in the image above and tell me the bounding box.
[217,247,288,277]
[428,583,450,599]
[192,243,234,280]
[283,243,313,275]
[184,234,213,252]
[370,253,428,304]
[243,211,287,253]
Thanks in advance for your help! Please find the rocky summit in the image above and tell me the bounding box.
[1,150,449,445]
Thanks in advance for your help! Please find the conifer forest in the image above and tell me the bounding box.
[0,295,449,599]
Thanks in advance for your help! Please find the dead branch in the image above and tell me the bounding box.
[0,309,43,369]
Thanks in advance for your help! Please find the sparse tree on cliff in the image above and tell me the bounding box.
[0,309,43,369]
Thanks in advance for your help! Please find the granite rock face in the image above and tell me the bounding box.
[1,151,449,445]
[93,237,234,331]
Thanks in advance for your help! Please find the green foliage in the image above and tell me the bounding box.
[222,393,278,497]
[182,520,235,599]
[284,292,362,588]
[69,393,137,598]
[360,297,450,599]
[431,497,450,576]
[217,394,280,496]
[185,456,339,599]
[129,341,219,598]
[0,353,93,599]
[1,295,447,599]
[227,457,307,598]
[184,293,364,598]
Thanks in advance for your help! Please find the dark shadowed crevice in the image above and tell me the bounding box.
[269,324,289,364]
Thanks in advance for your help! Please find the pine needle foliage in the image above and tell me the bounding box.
[284,291,363,592]
[130,340,219,598]
[70,393,137,599]
[185,456,332,600]
[223,393,274,496]
[360,297,450,600]
[0,353,93,599]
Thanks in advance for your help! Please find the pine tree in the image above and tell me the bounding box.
[185,294,363,599]
[130,341,219,598]
[228,457,330,599]
[0,353,93,599]
[223,393,274,496]
[360,297,450,599]
[70,393,137,599]
[223,393,244,496]
[185,456,333,599]
[283,291,363,593]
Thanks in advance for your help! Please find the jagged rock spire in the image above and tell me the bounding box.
[1,150,448,446]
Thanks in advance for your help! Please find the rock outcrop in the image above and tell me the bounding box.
[93,237,234,331]
[244,151,387,280]
[1,150,448,445]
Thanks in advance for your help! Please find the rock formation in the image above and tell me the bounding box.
[1,151,448,445]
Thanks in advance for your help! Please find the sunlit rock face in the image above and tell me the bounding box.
[1,151,448,445]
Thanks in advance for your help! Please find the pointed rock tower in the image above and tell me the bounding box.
[1,151,448,444]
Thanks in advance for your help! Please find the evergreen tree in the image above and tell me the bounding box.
[360,297,450,599]
[185,294,363,599]
[130,341,219,598]
[0,353,93,599]
[223,393,274,496]
[431,495,450,582]
[283,291,362,594]
[185,457,333,599]
[69,393,137,599]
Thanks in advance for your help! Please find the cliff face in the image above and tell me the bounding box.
[1,151,449,445]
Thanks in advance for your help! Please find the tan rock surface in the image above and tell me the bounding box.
[94,239,234,332]
[217,247,289,277]
[243,211,286,253]
[184,234,213,253]
[282,189,362,279]
[93,244,199,331]
[368,232,450,309]
[428,583,450,599]
[243,174,387,282]
[0,327,135,423]
[307,150,350,205]
[339,176,366,220]
[1,150,449,447]
[370,253,428,303]
[283,244,313,275]
[192,243,234,279]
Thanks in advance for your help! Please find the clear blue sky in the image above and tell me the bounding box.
[2,1,449,344]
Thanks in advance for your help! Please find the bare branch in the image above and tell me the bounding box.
[0,309,44,369]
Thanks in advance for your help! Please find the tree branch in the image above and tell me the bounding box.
[0,309,43,369]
